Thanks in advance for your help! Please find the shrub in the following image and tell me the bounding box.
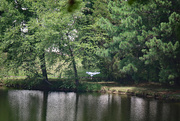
[4,78,44,89]
[4,79,25,88]
[26,79,43,89]
[3,79,102,92]
[59,80,76,90]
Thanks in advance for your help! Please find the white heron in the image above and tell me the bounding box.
[86,71,100,79]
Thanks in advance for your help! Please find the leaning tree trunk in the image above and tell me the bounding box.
[69,46,79,86]
[39,51,51,85]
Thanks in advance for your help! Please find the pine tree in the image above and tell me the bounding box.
[140,0,180,84]
[75,0,112,80]
[97,0,180,84]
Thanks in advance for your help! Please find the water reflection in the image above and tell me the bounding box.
[0,90,180,121]
[46,92,76,121]
[8,90,43,121]
[131,97,146,121]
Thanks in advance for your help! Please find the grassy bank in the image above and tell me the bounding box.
[99,82,180,101]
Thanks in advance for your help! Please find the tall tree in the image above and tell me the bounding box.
[97,0,180,84]
[0,0,77,84]
[140,0,180,84]
[35,1,84,85]
[0,0,39,78]
[75,0,111,76]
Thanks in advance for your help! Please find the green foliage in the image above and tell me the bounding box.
[74,0,111,70]
[60,80,76,90]
[4,78,45,89]
[127,0,150,5]
[0,0,85,84]
[26,79,43,89]
[0,0,44,79]
[96,0,180,85]
[3,79,102,92]
[1,0,180,87]
[4,79,24,88]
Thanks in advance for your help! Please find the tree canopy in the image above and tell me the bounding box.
[0,0,180,86]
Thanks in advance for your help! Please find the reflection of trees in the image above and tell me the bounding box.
[41,91,48,121]
[149,101,158,121]
[76,94,123,121]
[130,97,173,121]
[130,97,146,121]
[46,92,76,121]
[4,90,180,121]
[0,90,14,121]
[77,94,108,121]
[120,96,131,121]
[7,90,43,121]
[74,93,79,121]
[75,94,177,121]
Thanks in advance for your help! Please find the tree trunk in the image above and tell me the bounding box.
[69,46,79,86]
[39,51,51,85]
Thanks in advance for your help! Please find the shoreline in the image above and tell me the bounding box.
[1,79,180,102]
[99,85,180,101]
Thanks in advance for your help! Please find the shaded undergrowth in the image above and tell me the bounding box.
[2,78,102,92]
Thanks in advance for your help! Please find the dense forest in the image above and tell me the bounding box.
[0,0,180,86]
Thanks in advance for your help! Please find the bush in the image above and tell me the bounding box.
[26,79,43,89]
[3,78,102,92]
[4,79,25,88]
[4,78,44,89]
[59,80,76,90]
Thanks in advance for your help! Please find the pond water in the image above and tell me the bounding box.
[0,89,180,121]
